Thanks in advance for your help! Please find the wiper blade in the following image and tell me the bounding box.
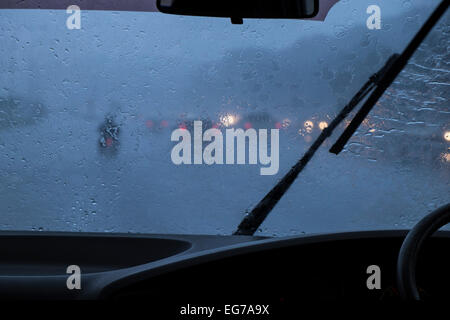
[233,54,398,236]
[234,0,449,236]
[330,0,449,155]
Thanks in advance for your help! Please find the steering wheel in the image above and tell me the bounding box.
[397,203,450,300]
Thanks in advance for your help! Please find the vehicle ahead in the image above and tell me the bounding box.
[0,0,448,305]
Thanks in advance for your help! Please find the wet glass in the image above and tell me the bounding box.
[0,0,448,235]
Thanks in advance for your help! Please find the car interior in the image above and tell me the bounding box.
[0,0,449,308]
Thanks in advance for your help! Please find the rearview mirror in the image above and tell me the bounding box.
[157,0,319,24]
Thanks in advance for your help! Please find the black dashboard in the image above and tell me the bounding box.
[0,230,449,303]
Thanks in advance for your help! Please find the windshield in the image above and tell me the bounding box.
[0,0,448,236]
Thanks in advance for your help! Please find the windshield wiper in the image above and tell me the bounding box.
[233,54,397,236]
[330,0,449,155]
[234,0,449,236]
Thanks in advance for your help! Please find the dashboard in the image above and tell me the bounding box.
[0,230,449,304]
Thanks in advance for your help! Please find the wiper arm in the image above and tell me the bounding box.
[234,0,449,236]
[330,0,449,155]
[233,54,397,236]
